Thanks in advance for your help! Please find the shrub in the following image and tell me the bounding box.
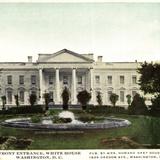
[126,94,131,106]
[1,96,6,110]
[128,93,148,115]
[0,105,44,115]
[52,116,72,123]
[110,93,119,107]
[87,105,127,115]
[14,94,19,107]
[96,91,103,106]
[150,94,160,116]
[77,90,91,110]
[31,115,41,123]
[77,114,96,122]
[61,87,70,110]
[29,94,37,107]
[43,93,50,111]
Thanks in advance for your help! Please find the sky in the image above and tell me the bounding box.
[0,3,160,62]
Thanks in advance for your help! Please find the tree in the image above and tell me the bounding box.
[1,96,6,110]
[29,94,37,107]
[96,91,102,106]
[77,90,91,110]
[14,94,19,107]
[138,62,160,95]
[138,62,160,114]
[43,92,50,111]
[61,87,70,110]
[126,94,131,106]
[109,93,119,107]
[128,93,148,115]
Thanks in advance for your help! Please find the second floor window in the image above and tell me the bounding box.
[19,75,24,85]
[31,75,36,85]
[120,76,125,84]
[132,76,137,84]
[107,76,112,84]
[95,75,100,84]
[7,75,12,85]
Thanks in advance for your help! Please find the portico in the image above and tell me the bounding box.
[38,67,93,105]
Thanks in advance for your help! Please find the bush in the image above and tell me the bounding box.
[77,114,96,122]
[61,87,70,110]
[0,105,44,115]
[31,115,41,123]
[150,94,160,116]
[29,94,37,107]
[77,90,91,110]
[87,105,127,115]
[128,93,148,115]
[110,93,119,107]
[52,116,72,123]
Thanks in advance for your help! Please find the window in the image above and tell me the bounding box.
[63,76,68,84]
[78,76,82,84]
[7,75,12,85]
[107,76,112,84]
[49,75,53,85]
[132,76,137,84]
[19,90,24,103]
[7,90,12,103]
[31,75,36,85]
[95,75,100,84]
[108,91,112,101]
[120,91,125,102]
[19,75,24,85]
[132,91,137,97]
[120,76,124,84]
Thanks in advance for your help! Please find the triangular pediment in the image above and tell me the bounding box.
[38,49,94,63]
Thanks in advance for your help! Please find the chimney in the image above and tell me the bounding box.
[28,56,32,63]
[97,56,103,62]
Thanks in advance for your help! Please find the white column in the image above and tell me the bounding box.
[39,68,43,104]
[56,68,60,104]
[90,67,94,104]
[72,68,77,104]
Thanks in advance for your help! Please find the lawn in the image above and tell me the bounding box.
[0,110,160,149]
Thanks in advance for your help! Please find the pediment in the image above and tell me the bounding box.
[38,49,94,63]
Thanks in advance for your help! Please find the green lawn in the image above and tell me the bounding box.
[0,111,160,149]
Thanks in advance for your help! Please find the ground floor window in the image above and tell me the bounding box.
[7,90,12,104]
[19,90,24,103]
[107,91,112,102]
[132,91,137,98]
[120,91,125,102]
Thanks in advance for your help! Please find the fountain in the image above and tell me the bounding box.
[1,111,131,131]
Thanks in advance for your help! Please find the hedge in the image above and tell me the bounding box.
[0,105,44,115]
[87,105,127,115]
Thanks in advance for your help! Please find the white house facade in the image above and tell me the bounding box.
[0,49,144,107]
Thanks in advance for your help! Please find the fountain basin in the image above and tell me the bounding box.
[1,117,131,131]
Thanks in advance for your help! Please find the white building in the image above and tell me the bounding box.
[0,49,142,107]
